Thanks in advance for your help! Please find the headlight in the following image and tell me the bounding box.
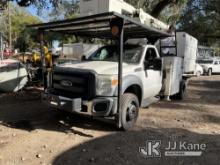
[96,75,118,96]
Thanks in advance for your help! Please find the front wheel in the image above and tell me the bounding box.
[119,93,139,131]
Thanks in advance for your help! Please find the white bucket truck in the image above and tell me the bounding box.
[30,0,192,130]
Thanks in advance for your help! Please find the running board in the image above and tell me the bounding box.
[141,96,160,108]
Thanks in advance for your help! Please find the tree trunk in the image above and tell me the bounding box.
[151,0,176,18]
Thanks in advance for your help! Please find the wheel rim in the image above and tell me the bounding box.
[126,101,138,122]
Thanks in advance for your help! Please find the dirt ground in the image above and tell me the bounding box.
[0,75,220,165]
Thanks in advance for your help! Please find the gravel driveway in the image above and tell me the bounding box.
[0,76,220,165]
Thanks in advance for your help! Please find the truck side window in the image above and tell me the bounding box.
[214,61,218,65]
[145,48,157,61]
[144,48,158,70]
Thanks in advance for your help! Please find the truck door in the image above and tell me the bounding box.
[212,61,219,73]
[218,61,220,72]
[143,47,162,98]
[215,61,220,73]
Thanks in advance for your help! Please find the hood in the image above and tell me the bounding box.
[58,61,139,75]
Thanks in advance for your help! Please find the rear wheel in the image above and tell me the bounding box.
[119,93,139,131]
[173,81,186,100]
[208,68,212,76]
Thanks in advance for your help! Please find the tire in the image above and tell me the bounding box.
[119,93,139,131]
[174,81,186,100]
[208,68,212,76]
[196,71,201,77]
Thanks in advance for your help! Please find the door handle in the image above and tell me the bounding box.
[145,70,148,77]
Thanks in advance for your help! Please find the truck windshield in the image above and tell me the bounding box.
[88,45,143,63]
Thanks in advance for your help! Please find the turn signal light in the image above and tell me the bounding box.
[112,79,118,86]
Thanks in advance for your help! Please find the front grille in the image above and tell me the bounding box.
[52,67,96,100]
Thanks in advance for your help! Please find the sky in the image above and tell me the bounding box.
[11,1,48,22]
[26,6,38,17]
[25,5,51,22]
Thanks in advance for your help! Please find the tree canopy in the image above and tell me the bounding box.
[178,0,220,46]
[0,4,41,52]
[1,0,188,22]
[0,0,219,52]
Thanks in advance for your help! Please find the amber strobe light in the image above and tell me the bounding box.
[111,26,120,36]
[110,17,124,38]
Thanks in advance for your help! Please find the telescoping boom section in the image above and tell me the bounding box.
[29,12,170,40]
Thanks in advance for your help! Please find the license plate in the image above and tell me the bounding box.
[72,98,82,112]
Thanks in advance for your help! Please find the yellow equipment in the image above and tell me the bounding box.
[32,46,53,68]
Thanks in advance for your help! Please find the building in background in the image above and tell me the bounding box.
[197,46,215,59]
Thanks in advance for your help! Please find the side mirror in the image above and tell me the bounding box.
[153,58,162,71]
[144,58,162,71]
[144,61,149,70]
